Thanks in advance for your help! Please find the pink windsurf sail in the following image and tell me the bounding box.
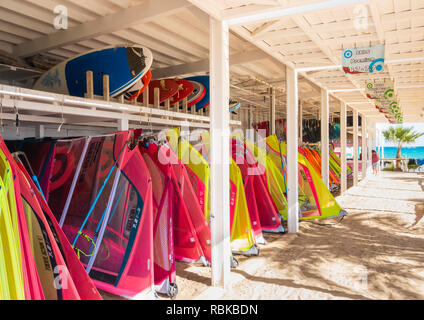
[231,139,283,234]
[16,160,102,300]
[49,132,155,298]
[139,142,177,296]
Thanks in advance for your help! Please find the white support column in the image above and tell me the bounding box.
[340,101,347,194]
[209,17,231,289]
[299,99,303,144]
[270,87,276,135]
[369,121,374,161]
[361,114,367,180]
[381,129,384,160]
[352,109,359,186]
[321,89,329,188]
[248,104,253,129]
[377,128,380,158]
[380,128,385,168]
[286,66,299,233]
[35,124,45,139]
[117,117,129,131]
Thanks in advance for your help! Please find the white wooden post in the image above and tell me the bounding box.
[340,101,347,194]
[117,117,129,131]
[368,121,374,163]
[361,114,367,180]
[35,124,45,139]
[381,129,384,160]
[353,108,359,186]
[270,87,276,135]
[321,89,329,188]
[143,85,149,108]
[86,70,94,100]
[248,104,253,129]
[209,17,231,289]
[299,99,303,144]
[286,66,299,233]
[103,74,110,102]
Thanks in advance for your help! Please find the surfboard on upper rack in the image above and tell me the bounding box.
[185,81,206,111]
[123,70,152,101]
[33,45,153,98]
[169,79,194,107]
[184,76,209,111]
[139,79,179,105]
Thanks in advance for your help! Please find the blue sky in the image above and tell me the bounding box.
[376,122,424,146]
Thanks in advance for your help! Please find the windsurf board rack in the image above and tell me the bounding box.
[83,70,209,119]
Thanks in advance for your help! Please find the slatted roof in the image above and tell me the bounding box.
[0,0,423,124]
[191,0,424,122]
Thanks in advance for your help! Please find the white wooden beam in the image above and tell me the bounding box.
[14,0,190,57]
[186,0,222,21]
[251,20,281,37]
[292,15,370,103]
[321,89,330,188]
[224,0,369,25]
[369,1,395,83]
[151,49,265,78]
[286,66,299,233]
[187,5,211,28]
[340,101,347,194]
[0,84,242,127]
[209,17,231,289]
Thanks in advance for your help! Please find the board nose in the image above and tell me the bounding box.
[126,47,147,76]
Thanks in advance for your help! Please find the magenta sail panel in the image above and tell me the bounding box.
[231,139,283,233]
[139,143,176,296]
[1,135,102,300]
[140,142,211,266]
[44,132,155,298]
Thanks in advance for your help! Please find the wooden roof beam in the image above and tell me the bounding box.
[14,0,191,57]
[151,49,265,78]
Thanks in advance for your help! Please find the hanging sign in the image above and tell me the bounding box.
[365,79,394,99]
[379,97,400,113]
[342,44,385,74]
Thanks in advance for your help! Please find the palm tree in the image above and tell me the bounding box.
[382,126,424,169]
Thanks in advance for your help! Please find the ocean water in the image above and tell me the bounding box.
[378,146,424,159]
[346,146,424,159]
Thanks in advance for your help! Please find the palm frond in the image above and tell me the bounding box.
[382,126,424,146]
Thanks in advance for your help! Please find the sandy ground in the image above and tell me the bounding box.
[102,171,424,300]
[171,171,424,300]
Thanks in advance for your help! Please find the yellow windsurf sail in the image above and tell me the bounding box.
[166,128,210,222]
[266,135,346,220]
[243,139,288,219]
[229,159,256,254]
[0,150,25,300]
[0,176,24,300]
[200,131,257,255]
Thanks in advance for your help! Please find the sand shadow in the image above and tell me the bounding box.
[411,203,424,228]
[231,268,371,300]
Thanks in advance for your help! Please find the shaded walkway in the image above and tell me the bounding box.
[175,171,424,300]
